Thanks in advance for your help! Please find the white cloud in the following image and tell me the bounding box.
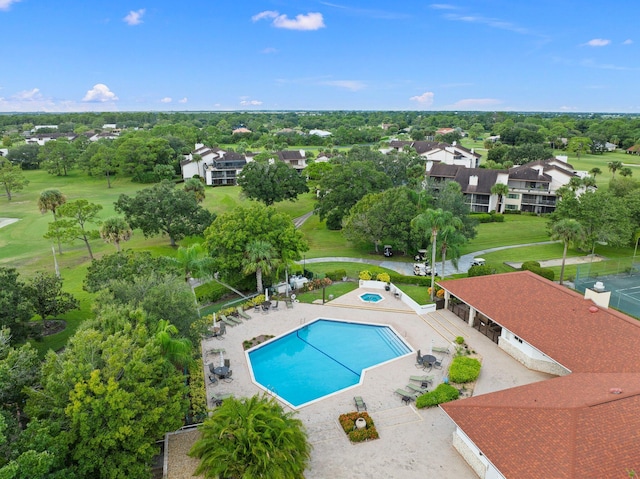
[623,39,633,45]
[449,98,501,109]
[321,80,365,91]
[123,9,145,26]
[14,88,42,100]
[559,105,577,111]
[179,97,188,103]
[252,10,325,31]
[261,47,278,54]
[410,92,434,106]
[240,99,263,106]
[0,0,21,11]
[584,38,610,47]
[82,84,119,102]
[252,10,279,22]
[160,97,172,103]
[429,4,457,9]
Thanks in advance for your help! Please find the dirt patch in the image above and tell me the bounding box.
[42,320,67,337]
[506,255,604,269]
[242,334,274,350]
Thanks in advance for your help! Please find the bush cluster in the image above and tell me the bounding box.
[338,412,379,442]
[470,212,505,223]
[449,356,482,383]
[325,269,347,281]
[467,265,496,277]
[376,272,390,283]
[521,261,555,281]
[416,383,460,408]
[304,277,333,291]
[187,361,207,424]
[195,281,229,303]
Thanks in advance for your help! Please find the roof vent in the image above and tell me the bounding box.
[589,306,599,313]
[610,388,623,394]
[593,281,605,292]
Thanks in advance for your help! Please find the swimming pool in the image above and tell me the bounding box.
[359,292,384,303]
[247,318,412,408]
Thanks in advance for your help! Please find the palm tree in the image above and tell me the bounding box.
[155,319,193,369]
[568,176,583,191]
[608,160,623,178]
[99,216,132,252]
[438,226,466,279]
[184,178,205,203]
[582,176,597,189]
[242,240,277,294]
[190,395,311,479]
[38,189,67,254]
[550,219,585,285]
[620,167,633,177]
[589,167,602,178]
[490,183,510,213]
[412,209,461,301]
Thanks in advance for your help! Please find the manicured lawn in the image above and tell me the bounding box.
[294,282,359,304]
[459,214,550,255]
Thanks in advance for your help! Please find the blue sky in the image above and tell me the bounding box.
[0,1,638,113]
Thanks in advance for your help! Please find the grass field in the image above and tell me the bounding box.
[2,165,636,355]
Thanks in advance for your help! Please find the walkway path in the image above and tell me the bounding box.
[302,241,560,277]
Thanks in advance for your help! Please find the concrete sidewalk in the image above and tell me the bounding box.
[302,240,560,277]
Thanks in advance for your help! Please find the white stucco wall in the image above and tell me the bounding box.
[499,330,570,376]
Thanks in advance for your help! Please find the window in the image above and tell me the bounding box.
[505,204,518,210]
[507,193,519,199]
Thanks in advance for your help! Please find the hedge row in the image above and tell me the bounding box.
[416,383,460,408]
[470,212,505,223]
[521,261,555,281]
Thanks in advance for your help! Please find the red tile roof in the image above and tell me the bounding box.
[438,271,640,478]
[439,271,640,373]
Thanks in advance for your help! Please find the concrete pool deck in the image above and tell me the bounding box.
[180,287,554,479]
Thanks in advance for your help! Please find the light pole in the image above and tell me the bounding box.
[303,254,306,272]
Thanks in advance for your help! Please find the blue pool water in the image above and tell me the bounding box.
[248,319,412,408]
[359,292,383,303]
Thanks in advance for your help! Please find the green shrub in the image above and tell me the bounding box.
[471,213,493,223]
[492,213,505,222]
[188,360,207,423]
[521,260,541,270]
[455,336,465,345]
[195,281,228,303]
[326,269,347,281]
[449,356,481,383]
[467,265,495,277]
[521,262,555,281]
[416,383,460,408]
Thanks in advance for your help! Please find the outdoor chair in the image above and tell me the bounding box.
[213,322,226,340]
[406,383,428,395]
[208,348,225,356]
[272,300,279,310]
[220,315,237,327]
[415,349,426,368]
[354,396,367,412]
[433,357,444,369]
[224,359,230,368]
[224,314,242,325]
[254,303,261,313]
[237,307,251,320]
[285,298,294,309]
[409,375,433,388]
[208,374,218,385]
[211,393,232,407]
[432,346,450,355]
[394,388,418,404]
